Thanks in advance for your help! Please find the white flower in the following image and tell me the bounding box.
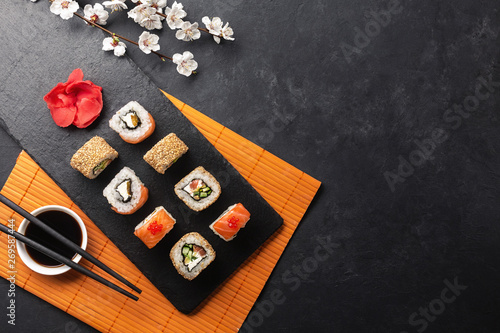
[201,17,235,44]
[202,16,223,34]
[145,0,167,10]
[84,3,109,25]
[140,12,163,30]
[175,21,201,42]
[102,0,127,12]
[143,0,166,18]
[202,16,224,43]
[128,4,162,29]
[221,22,235,41]
[138,31,160,54]
[102,36,127,56]
[164,2,187,30]
[50,0,79,20]
[128,4,154,23]
[172,51,197,77]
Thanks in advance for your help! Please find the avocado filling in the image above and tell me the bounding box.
[182,244,207,271]
[92,159,111,176]
[120,111,141,129]
[115,179,132,202]
[183,179,212,201]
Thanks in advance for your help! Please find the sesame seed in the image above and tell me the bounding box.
[70,136,118,179]
[143,133,188,174]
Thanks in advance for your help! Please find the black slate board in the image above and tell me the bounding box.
[0,1,282,313]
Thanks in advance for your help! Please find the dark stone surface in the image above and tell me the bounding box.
[2,0,500,332]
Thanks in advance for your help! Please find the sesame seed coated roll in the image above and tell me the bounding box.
[70,136,118,179]
[143,133,188,174]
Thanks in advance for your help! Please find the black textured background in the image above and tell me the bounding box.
[2,0,500,332]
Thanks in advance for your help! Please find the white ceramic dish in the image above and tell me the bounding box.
[16,205,87,275]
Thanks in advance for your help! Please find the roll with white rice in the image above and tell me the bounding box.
[103,167,149,215]
[109,101,155,144]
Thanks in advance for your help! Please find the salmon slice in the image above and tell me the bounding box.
[111,184,149,215]
[134,206,176,249]
[210,203,251,241]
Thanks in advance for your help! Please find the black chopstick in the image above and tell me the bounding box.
[0,223,138,301]
[0,194,141,294]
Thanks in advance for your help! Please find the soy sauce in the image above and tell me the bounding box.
[24,210,82,267]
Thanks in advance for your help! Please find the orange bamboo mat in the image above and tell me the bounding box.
[0,94,321,332]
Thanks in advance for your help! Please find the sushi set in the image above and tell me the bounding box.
[0,66,284,313]
[0,5,321,328]
[70,105,255,282]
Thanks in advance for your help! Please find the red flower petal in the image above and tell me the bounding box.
[44,83,77,127]
[43,69,103,128]
[68,81,103,128]
[72,97,102,128]
[50,105,77,127]
[57,91,77,107]
[44,83,68,107]
[67,81,102,102]
[67,68,84,84]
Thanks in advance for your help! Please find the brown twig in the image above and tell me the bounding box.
[198,27,213,35]
[74,12,173,61]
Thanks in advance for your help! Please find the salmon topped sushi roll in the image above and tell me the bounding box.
[134,206,176,249]
[109,101,155,144]
[210,203,251,241]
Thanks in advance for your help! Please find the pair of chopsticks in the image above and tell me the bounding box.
[0,194,141,301]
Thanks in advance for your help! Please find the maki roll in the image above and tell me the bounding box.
[174,166,221,212]
[109,101,155,144]
[143,133,188,174]
[134,206,176,249]
[103,167,149,215]
[170,232,215,280]
[70,136,118,179]
[210,203,251,241]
